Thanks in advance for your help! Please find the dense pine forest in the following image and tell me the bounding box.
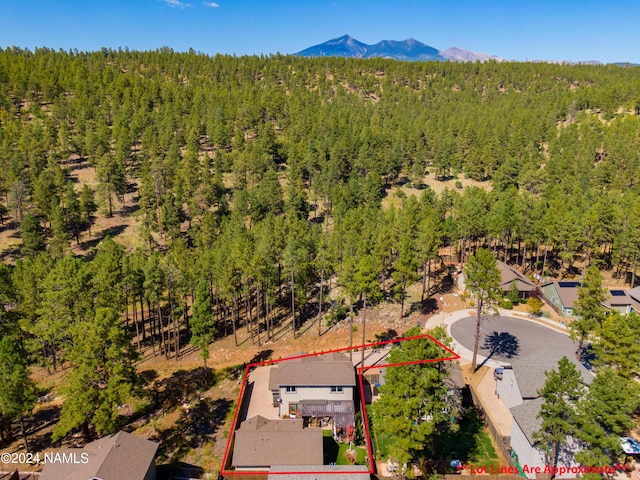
[1,47,640,450]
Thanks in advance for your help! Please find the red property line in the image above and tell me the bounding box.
[220,333,460,477]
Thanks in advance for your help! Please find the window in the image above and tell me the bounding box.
[330,386,343,393]
[285,386,296,393]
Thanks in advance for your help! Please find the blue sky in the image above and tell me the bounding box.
[2,0,639,63]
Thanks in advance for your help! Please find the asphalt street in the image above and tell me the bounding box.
[450,315,578,363]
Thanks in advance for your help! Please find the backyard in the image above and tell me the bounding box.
[323,429,368,465]
[370,406,499,473]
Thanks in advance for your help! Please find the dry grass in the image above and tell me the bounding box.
[0,159,143,260]
[382,173,491,209]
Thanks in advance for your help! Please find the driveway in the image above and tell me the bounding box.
[450,315,578,364]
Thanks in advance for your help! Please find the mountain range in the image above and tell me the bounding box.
[296,35,502,62]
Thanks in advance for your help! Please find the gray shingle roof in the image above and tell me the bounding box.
[542,281,580,309]
[232,416,323,468]
[496,261,538,293]
[511,348,592,399]
[510,397,544,444]
[269,352,356,389]
[40,431,158,480]
[268,464,371,479]
[605,288,640,312]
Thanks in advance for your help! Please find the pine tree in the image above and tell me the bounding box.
[190,279,215,385]
[64,182,82,245]
[53,307,139,443]
[48,199,69,259]
[465,248,501,371]
[574,368,640,473]
[570,266,607,356]
[533,357,584,478]
[372,326,459,465]
[20,214,46,258]
[95,153,126,217]
[0,336,37,451]
[592,312,640,379]
[79,184,97,236]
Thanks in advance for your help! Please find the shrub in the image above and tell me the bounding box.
[325,303,348,327]
[455,180,463,189]
[344,449,357,464]
[507,281,522,304]
[500,299,513,310]
[526,297,543,316]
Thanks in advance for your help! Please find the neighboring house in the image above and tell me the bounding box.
[232,416,323,471]
[458,259,538,299]
[495,349,592,479]
[496,260,539,299]
[604,288,640,315]
[268,352,356,432]
[510,398,585,478]
[40,430,158,480]
[542,281,640,317]
[540,281,580,317]
[629,286,640,303]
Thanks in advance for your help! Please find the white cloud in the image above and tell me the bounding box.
[161,0,192,8]
[203,1,220,7]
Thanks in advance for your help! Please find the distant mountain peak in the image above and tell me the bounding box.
[297,35,445,61]
[296,35,498,63]
[440,46,502,62]
[298,34,368,58]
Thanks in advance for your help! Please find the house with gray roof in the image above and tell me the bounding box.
[540,281,581,317]
[225,353,367,480]
[542,281,640,317]
[458,259,539,299]
[494,349,591,479]
[267,465,371,479]
[232,416,323,470]
[40,430,158,480]
[604,288,640,315]
[268,352,356,432]
[496,260,539,299]
[497,348,592,409]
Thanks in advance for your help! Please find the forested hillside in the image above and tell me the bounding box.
[0,47,640,446]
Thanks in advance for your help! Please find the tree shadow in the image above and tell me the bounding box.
[151,368,216,412]
[0,245,21,262]
[579,343,596,370]
[374,329,398,342]
[154,397,233,464]
[323,433,339,464]
[125,367,216,432]
[249,349,273,365]
[408,297,439,317]
[119,201,139,217]
[157,462,204,480]
[480,331,520,364]
[432,407,494,473]
[139,369,158,384]
[77,224,128,252]
[19,404,61,451]
[0,220,18,235]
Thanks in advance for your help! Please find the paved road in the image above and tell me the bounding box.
[450,315,578,363]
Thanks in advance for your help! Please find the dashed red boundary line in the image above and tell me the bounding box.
[220,333,460,477]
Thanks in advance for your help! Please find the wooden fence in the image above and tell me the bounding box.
[468,383,515,469]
